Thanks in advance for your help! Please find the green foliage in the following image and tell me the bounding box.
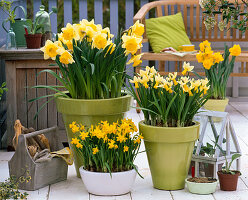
[205,45,237,99]
[128,67,210,127]
[201,0,248,32]
[25,14,46,34]
[0,168,30,200]
[0,82,7,101]
[70,119,142,176]
[0,0,16,23]
[216,142,241,174]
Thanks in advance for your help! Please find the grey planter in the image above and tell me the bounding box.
[8,127,68,191]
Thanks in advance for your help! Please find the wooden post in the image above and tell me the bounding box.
[6,61,17,148]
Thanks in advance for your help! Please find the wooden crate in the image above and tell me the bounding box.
[8,127,68,191]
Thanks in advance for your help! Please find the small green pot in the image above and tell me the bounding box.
[56,94,131,177]
[185,178,218,194]
[139,121,200,190]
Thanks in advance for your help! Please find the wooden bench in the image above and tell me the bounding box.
[133,0,248,97]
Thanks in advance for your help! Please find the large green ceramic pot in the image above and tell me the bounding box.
[56,94,131,177]
[139,121,200,190]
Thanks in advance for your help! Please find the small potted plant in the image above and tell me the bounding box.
[128,64,210,190]
[69,118,143,195]
[185,177,218,194]
[217,144,241,191]
[196,40,241,119]
[24,16,45,49]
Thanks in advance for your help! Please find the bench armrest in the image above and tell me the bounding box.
[133,2,155,22]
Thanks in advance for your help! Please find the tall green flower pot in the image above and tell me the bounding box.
[56,94,131,177]
[139,121,200,190]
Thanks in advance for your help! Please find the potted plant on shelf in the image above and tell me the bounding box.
[1,1,32,47]
[127,64,210,190]
[70,118,143,195]
[33,19,144,177]
[24,16,45,49]
[216,144,241,191]
[185,177,218,195]
[196,40,241,118]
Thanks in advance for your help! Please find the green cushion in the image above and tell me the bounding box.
[145,12,191,53]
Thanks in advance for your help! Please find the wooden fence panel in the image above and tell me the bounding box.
[64,0,72,26]
[34,0,42,19]
[79,0,88,20]
[49,0,57,33]
[110,0,118,37]
[94,0,103,25]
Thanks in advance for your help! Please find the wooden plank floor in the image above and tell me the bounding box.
[1,102,248,200]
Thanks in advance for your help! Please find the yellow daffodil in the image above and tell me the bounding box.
[117,134,127,143]
[40,40,58,60]
[76,142,83,148]
[123,146,129,152]
[92,32,108,49]
[213,52,224,63]
[132,20,145,37]
[57,49,74,65]
[154,74,164,89]
[229,44,241,56]
[140,75,149,88]
[121,34,142,55]
[108,140,115,149]
[203,58,214,70]
[127,53,143,67]
[92,147,99,154]
[168,72,178,85]
[196,52,204,63]
[191,79,201,93]
[106,42,116,54]
[73,23,86,40]
[64,40,73,51]
[85,26,95,42]
[69,121,76,129]
[61,23,79,41]
[182,62,194,75]
[199,40,211,51]
[71,137,79,145]
[80,131,89,140]
[101,27,114,39]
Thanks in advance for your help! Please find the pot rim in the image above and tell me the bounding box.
[217,170,241,176]
[185,178,218,185]
[79,166,137,175]
[139,120,200,130]
[25,33,43,36]
[55,92,131,102]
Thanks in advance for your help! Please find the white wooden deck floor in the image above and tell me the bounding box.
[1,102,248,200]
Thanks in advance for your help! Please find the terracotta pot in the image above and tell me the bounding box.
[25,33,42,49]
[217,171,240,191]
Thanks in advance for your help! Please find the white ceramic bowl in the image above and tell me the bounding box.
[79,167,137,196]
[185,178,218,194]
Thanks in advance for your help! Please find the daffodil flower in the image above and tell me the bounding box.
[182,62,194,75]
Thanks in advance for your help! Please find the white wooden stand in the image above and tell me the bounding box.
[192,110,242,178]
